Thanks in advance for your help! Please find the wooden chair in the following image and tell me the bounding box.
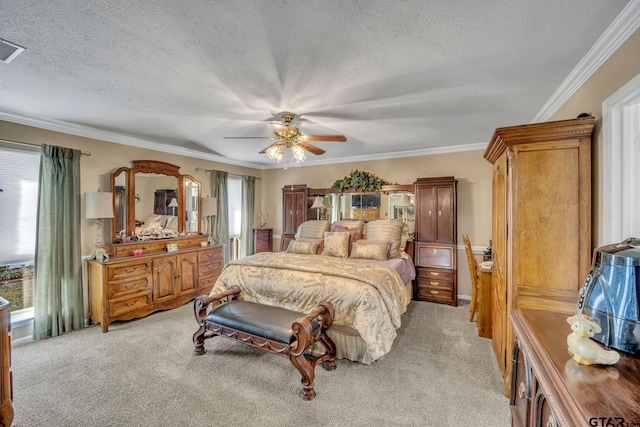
[462,234,480,322]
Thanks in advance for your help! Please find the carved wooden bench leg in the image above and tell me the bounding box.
[290,352,317,400]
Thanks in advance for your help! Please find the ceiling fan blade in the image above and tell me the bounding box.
[223,136,278,140]
[296,142,325,155]
[300,134,347,142]
[270,123,299,138]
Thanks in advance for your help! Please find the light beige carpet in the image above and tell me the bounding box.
[10,300,510,426]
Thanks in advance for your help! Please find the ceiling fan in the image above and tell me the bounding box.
[223,112,347,163]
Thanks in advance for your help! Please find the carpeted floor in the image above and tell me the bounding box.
[10,300,510,426]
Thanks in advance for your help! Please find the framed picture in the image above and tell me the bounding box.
[167,243,179,253]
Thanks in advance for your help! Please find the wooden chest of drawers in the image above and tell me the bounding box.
[87,244,223,332]
[413,241,457,305]
[253,228,273,253]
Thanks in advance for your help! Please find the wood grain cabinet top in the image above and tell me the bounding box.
[511,309,640,426]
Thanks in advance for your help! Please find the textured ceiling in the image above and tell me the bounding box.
[0,0,633,168]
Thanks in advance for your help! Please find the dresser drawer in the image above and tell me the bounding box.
[198,275,218,293]
[416,268,454,281]
[108,261,152,281]
[415,243,454,269]
[198,247,223,263]
[108,276,152,299]
[416,277,454,292]
[415,287,454,304]
[109,293,152,316]
[199,262,222,278]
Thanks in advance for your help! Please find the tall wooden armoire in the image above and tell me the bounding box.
[483,116,594,396]
[280,185,309,251]
[413,177,458,306]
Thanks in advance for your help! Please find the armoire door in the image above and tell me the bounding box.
[415,183,455,243]
[435,185,455,243]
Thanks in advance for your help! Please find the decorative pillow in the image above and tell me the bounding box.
[399,223,410,259]
[331,219,365,236]
[364,220,405,258]
[349,240,391,261]
[295,220,330,239]
[331,225,361,253]
[143,213,163,225]
[286,239,321,255]
[295,237,324,254]
[321,232,350,258]
[165,216,178,230]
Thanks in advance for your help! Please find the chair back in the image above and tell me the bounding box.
[462,234,479,288]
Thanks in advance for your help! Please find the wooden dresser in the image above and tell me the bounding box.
[413,177,458,306]
[253,228,273,253]
[511,309,640,426]
[484,117,594,396]
[87,241,223,332]
[0,298,13,427]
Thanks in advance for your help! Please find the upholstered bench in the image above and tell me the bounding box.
[192,285,337,400]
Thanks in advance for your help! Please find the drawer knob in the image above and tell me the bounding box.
[430,281,440,286]
[518,382,526,399]
[429,290,440,295]
[430,272,440,277]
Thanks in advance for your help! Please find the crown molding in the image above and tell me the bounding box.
[0,109,265,169]
[261,142,488,169]
[533,0,640,122]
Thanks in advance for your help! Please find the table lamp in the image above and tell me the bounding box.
[85,191,114,262]
[168,197,178,216]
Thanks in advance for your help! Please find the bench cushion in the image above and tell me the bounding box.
[207,300,321,345]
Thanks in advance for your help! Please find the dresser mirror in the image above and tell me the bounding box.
[110,160,202,240]
[184,176,201,232]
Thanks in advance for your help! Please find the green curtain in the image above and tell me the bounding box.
[33,144,84,340]
[211,171,230,262]
[240,175,255,257]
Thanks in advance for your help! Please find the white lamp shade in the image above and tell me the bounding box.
[85,192,114,219]
[311,196,325,209]
[202,197,217,216]
[168,197,178,208]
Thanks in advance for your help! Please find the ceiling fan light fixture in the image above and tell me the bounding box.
[265,144,284,162]
[291,144,306,163]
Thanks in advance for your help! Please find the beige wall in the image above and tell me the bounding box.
[550,28,640,246]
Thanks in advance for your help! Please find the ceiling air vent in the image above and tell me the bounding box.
[0,39,25,64]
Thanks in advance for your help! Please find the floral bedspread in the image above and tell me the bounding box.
[208,252,410,364]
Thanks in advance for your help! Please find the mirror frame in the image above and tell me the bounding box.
[110,160,202,238]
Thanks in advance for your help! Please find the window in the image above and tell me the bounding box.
[602,73,640,244]
[0,143,40,314]
[227,176,242,260]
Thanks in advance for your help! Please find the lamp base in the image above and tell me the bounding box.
[94,219,110,262]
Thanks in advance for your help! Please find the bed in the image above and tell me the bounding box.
[207,219,416,364]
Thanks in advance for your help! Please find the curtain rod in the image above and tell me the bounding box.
[0,139,91,156]
[195,167,261,180]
